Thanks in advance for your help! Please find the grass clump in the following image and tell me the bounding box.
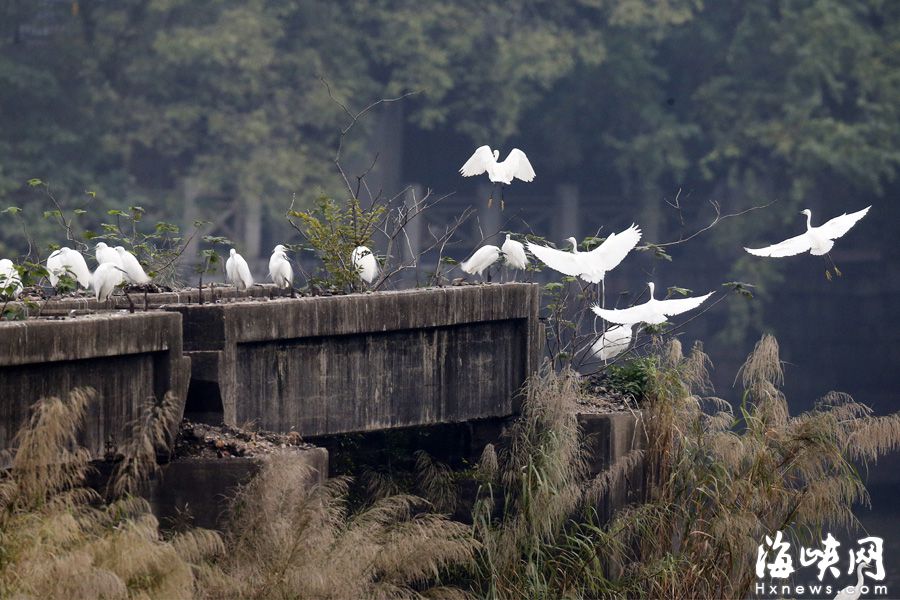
[0,388,222,599]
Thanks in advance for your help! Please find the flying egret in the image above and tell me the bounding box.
[95,242,124,268]
[590,324,635,361]
[527,224,642,284]
[115,246,150,284]
[501,234,528,272]
[461,245,501,279]
[92,262,124,302]
[46,247,92,289]
[459,145,535,207]
[0,258,22,299]
[269,244,293,290]
[351,246,379,285]
[744,206,870,279]
[592,282,713,325]
[226,248,254,291]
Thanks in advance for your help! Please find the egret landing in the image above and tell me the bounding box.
[744,206,870,280]
[459,145,535,209]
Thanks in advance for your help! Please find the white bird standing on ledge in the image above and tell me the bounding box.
[0,258,22,299]
[269,244,293,290]
[744,206,870,280]
[115,246,150,284]
[461,245,501,280]
[46,247,91,289]
[459,145,535,207]
[592,282,713,325]
[92,262,123,302]
[501,234,528,277]
[351,246,379,285]
[226,248,253,290]
[95,242,123,268]
[527,224,641,284]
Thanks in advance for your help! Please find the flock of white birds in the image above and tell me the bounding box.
[0,144,871,365]
[457,145,872,362]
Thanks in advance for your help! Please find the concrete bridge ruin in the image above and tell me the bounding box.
[0,283,641,528]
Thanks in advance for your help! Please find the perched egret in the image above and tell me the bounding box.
[744,206,870,279]
[225,248,254,290]
[0,258,22,299]
[527,224,642,284]
[592,282,713,325]
[459,145,535,206]
[95,242,124,268]
[590,324,635,361]
[92,262,123,302]
[46,247,91,289]
[351,246,379,285]
[115,246,150,284]
[269,244,293,289]
[501,234,528,272]
[461,245,501,279]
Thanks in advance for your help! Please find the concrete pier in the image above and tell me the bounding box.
[0,312,191,460]
[166,283,542,436]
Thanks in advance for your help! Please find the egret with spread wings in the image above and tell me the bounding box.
[527,224,641,284]
[744,206,870,279]
[459,145,535,207]
[592,282,713,325]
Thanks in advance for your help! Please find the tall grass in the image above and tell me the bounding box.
[0,388,222,599]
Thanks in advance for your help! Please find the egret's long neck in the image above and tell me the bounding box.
[856,564,865,587]
[648,283,655,299]
[805,212,812,230]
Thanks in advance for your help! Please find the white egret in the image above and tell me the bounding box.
[745,206,870,279]
[0,258,22,299]
[527,224,642,284]
[501,234,528,271]
[590,324,635,361]
[92,262,123,302]
[225,248,254,290]
[269,244,293,289]
[833,563,869,600]
[351,246,379,284]
[46,247,92,289]
[95,242,124,268]
[461,245,501,279]
[459,145,535,206]
[115,246,150,284]
[592,282,713,325]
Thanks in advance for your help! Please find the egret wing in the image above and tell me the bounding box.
[744,233,811,257]
[459,146,494,177]
[236,256,253,287]
[504,148,536,182]
[501,239,528,269]
[527,241,582,277]
[584,224,641,271]
[818,205,870,240]
[591,301,658,325]
[46,249,64,286]
[657,292,714,317]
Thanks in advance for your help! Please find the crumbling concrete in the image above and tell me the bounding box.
[166,283,542,436]
[579,411,645,522]
[0,312,191,460]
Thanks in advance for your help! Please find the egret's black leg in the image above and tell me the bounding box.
[827,253,842,277]
[488,184,494,208]
[822,256,832,281]
[501,186,505,211]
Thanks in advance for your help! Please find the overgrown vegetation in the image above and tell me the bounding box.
[3,336,898,598]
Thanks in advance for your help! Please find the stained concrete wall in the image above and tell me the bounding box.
[579,412,645,522]
[166,284,542,436]
[0,312,191,460]
[146,448,329,531]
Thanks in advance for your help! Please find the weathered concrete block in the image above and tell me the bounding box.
[166,284,542,436]
[0,312,191,460]
[146,447,329,531]
[578,411,644,522]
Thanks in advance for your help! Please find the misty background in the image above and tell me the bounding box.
[1,0,898,561]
